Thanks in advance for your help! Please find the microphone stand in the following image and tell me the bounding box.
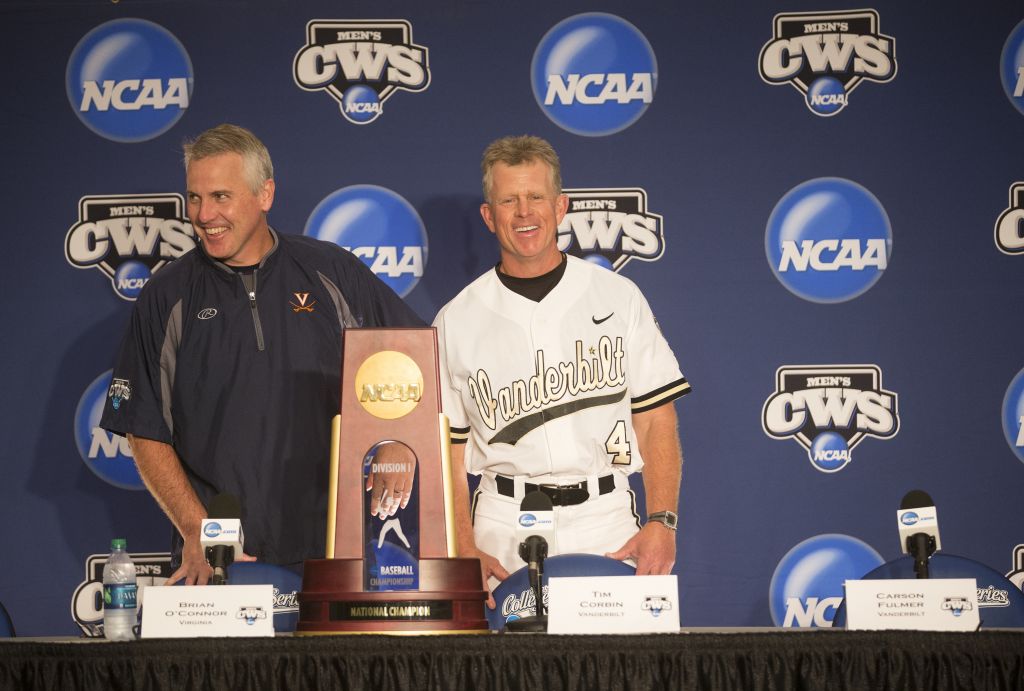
[205,545,235,585]
[909,533,934,579]
[505,537,549,632]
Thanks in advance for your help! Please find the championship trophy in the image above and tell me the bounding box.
[297,328,488,634]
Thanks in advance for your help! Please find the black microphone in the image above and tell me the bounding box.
[506,490,554,632]
[200,494,244,585]
[518,491,554,583]
[897,490,941,579]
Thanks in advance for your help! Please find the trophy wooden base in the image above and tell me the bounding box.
[296,558,490,634]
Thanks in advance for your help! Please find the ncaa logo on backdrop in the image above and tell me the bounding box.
[74,371,144,490]
[293,20,430,125]
[766,178,891,303]
[304,185,427,297]
[532,13,656,137]
[66,194,196,300]
[558,189,664,270]
[66,19,193,142]
[995,183,1024,255]
[759,9,896,116]
[762,365,899,473]
[1003,368,1024,464]
[771,534,884,627]
[1001,20,1024,115]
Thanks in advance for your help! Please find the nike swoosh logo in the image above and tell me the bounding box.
[593,313,613,324]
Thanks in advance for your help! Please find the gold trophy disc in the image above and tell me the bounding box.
[354,350,424,420]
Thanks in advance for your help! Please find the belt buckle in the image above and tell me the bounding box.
[539,481,584,506]
[537,483,563,505]
[544,481,584,490]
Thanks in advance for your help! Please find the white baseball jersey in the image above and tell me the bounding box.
[434,255,690,481]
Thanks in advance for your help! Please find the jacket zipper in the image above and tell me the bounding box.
[241,271,265,351]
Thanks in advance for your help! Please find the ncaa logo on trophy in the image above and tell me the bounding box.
[356,350,424,419]
[297,328,488,634]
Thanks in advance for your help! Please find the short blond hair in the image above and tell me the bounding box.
[183,124,273,194]
[480,135,562,201]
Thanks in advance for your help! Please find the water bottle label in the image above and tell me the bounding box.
[104,583,138,610]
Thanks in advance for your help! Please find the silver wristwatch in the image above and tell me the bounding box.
[647,510,678,531]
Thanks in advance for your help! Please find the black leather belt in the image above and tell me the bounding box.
[495,474,615,506]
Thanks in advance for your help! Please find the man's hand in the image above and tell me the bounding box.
[605,521,676,575]
[617,402,683,575]
[165,539,258,585]
[365,442,417,519]
[166,538,214,585]
[444,443,509,608]
[462,545,511,609]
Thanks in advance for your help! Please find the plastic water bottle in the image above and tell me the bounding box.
[103,538,137,641]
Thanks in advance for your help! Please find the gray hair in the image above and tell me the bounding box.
[480,135,562,201]
[183,124,273,194]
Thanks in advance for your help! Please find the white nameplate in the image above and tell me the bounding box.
[844,578,979,631]
[141,584,275,638]
[547,575,679,634]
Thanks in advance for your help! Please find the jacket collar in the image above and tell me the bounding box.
[198,227,281,276]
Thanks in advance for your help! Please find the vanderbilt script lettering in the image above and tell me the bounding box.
[467,336,626,431]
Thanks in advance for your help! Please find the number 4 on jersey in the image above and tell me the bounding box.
[605,420,632,465]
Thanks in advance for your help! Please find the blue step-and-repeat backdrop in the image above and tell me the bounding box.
[1,0,1022,636]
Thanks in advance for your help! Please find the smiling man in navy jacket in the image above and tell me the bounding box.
[101,124,423,584]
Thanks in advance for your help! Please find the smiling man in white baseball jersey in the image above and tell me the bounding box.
[433,135,690,605]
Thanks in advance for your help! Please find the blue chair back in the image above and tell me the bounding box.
[0,601,14,637]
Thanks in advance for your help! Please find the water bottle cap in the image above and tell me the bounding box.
[110,538,127,551]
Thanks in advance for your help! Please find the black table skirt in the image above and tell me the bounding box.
[2,630,1022,691]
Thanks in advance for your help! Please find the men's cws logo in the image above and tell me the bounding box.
[1002,368,1024,465]
[66,194,196,301]
[66,19,193,142]
[758,9,896,116]
[766,177,892,303]
[74,371,144,490]
[1001,20,1024,116]
[304,185,427,297]
[995,183,1024,255]
[532,13,657,137]
[558,189,664,271]
[771,534,884,627]
[762,365,899,473]
[293,19,430,125]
